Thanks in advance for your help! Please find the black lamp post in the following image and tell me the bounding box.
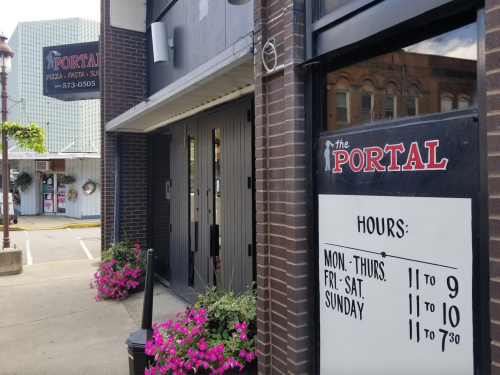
[0,34,13,249]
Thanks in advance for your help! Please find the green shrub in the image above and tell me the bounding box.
[101,239,147,272]
[195,283,257,342]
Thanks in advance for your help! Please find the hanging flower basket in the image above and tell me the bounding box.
[14,172,32,192]
[60,175,76,185]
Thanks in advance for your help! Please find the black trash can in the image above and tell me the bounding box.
[126,328,154,375]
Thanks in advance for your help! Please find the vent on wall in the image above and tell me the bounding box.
[36,161,53,171]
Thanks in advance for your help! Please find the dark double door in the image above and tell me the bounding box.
[170,101,254,303]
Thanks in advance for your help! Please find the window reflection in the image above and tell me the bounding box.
[318,0,354,20]
[325,23,477,132]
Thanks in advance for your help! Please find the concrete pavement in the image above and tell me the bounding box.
[0,258,188,375]
[2,215,100,231]
[8,226,101,265]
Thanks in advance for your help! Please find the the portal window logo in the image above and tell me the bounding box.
[46,50,61,70]
[324,139,449,173]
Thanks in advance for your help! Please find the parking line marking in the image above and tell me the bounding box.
[67,228,92,259]
[24,230,32,265]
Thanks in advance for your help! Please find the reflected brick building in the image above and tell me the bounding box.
[326,50,477,131]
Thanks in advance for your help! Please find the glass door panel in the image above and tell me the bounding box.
[56,174,66,214]
[42,173,54,214]
[213,128,222,285]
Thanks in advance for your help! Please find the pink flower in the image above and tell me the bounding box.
[239,350,246,358]
[240,322,247,331]
[185,362,193,370]
[234,323,241,330]
[136,258,140,262]
[239,365,245,372]
[255,349,258,357]
[245,352,254,362]
[240,332,247,341]
[203,362,209,369]
[199,308,207,314]
[111,259,115,264]
[135,249,141,253]
[176,312,181,318]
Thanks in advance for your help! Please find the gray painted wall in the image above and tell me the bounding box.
[148,0,253,95]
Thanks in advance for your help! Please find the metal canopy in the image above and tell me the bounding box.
[106,44,255,133]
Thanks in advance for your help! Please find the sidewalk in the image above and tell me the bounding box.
[0,259,187,375]
[2,215,100,231]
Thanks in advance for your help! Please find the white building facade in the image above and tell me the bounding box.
[7,19,101,219]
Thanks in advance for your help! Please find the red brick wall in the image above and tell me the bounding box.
[100,0,148,250]
[487,0,500,372]
[254,1,308,373]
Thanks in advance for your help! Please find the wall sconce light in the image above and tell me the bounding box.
[228,0,250,5]
[151,22,174,65]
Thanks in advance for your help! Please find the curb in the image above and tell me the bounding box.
[0,223,101,231]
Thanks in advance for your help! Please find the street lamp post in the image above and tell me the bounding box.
[0,34,13,249]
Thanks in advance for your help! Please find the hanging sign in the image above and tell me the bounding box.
[43,41,100,101]
[317,113,483,374]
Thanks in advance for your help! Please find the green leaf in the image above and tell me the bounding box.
[223,330,228,339]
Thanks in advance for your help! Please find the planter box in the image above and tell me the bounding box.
[196,360,257,375]
[128,274,146,294]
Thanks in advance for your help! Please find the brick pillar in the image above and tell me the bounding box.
[254,1,308,373]
[100,0,148,251]
[487,1,500,372]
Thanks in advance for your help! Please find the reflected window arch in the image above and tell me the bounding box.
[407,84,419,117]
[334,76,351,124]
[440,94,453,112]
[385,81,398,120]
[458,95,470,109]
[361,79,375,123]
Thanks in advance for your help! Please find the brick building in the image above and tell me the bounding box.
[326,50,477,131]
[100,0,500,373]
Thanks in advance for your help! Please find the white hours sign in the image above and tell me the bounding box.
[318,195,473,374]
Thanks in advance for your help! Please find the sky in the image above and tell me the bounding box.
[405,23,477,61]
[1,0,100,39]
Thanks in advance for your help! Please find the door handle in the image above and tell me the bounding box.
[210,224,219,257]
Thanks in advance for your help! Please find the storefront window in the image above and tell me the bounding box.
[325,22,477,132]
[318,0,354,19]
